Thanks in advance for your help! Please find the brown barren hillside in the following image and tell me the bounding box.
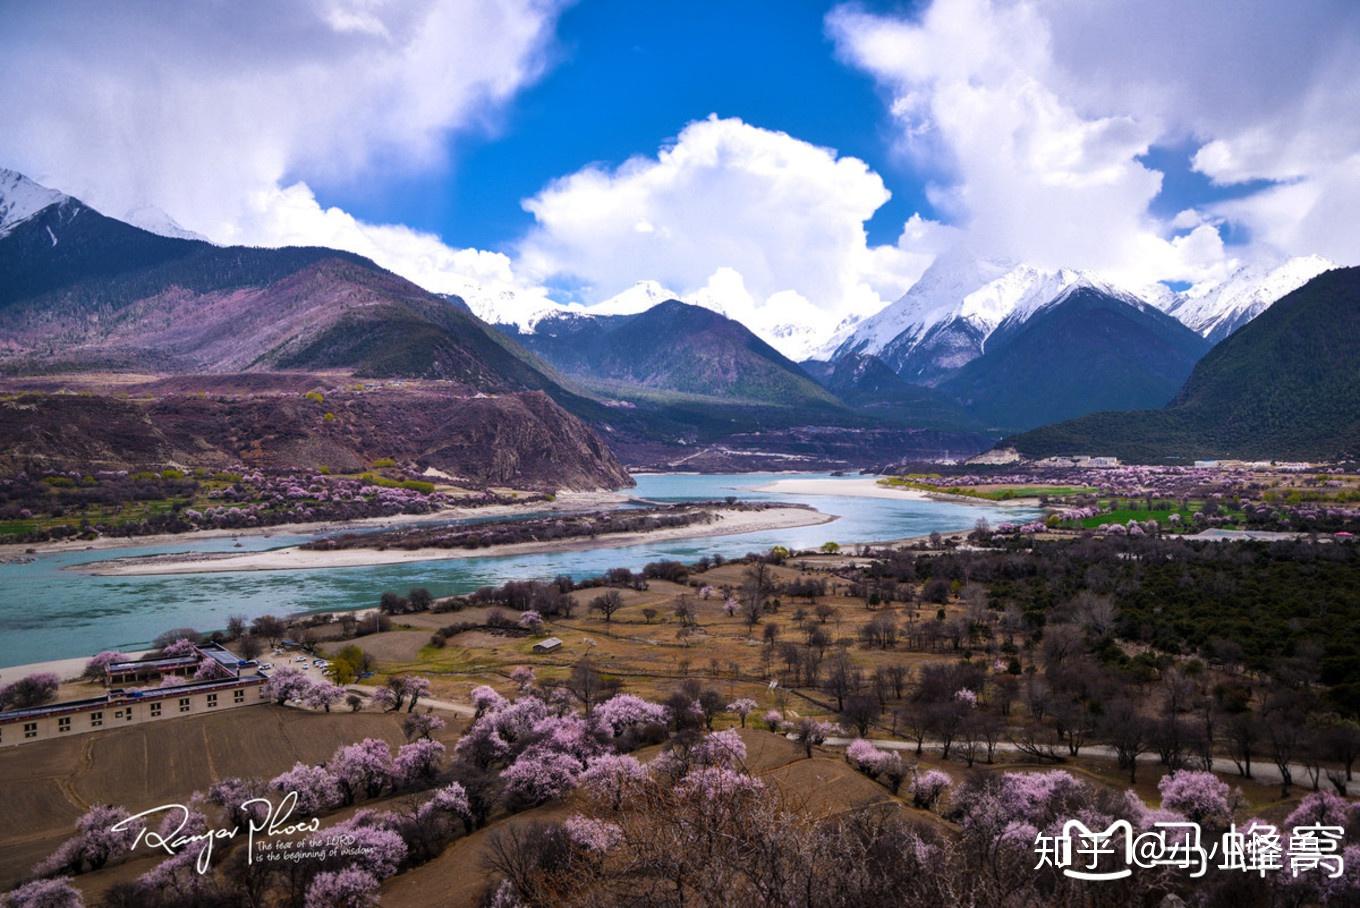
[0,194,633,488]
[0,376,631,489]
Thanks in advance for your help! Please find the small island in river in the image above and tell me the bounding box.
[77,501,835,576]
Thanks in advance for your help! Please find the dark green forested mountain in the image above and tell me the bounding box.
[939,287,1209,432]
[802,353,980,430]
[1007,267,1360,461]
[0,198,366,310]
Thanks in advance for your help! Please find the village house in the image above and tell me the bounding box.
[0,643,269,748]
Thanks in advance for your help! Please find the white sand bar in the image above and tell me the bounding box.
[79,506,835,576]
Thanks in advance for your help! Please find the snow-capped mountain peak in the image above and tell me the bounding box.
[0,168,68,239]
[830,250,1107,365]
[821,246,1205,385]
[589,280,682,316]
[1,168,215,246]
[830,247,1014,357]
[443,278,576,333]
[1130,280,1180,313]
[957,264,1094,336]
[122,205,211,243]
[1168,255,1336,343]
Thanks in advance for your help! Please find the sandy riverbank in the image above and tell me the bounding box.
[0,649,158,682]
[755,476,1045,508]
[77,506,836,576]
[0,489,632,559]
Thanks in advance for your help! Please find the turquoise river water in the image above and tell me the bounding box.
[0,472,1038,666]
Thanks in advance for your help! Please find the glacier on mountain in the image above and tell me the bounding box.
[822,246,1338,382]
[1167,255,1335,344]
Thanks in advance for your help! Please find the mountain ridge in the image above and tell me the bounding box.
[1005,267,1360,461]
[827,248,1339,386]
[0,171,634,489]
[509,299,840,408]
[1166,255,1335,343]
[939,285,1210,431]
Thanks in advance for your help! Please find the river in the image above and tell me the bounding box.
[0,472,1037,666]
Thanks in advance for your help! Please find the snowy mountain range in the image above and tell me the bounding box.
[0,168,1337,370]
[121,205,210,243]
[448,279,682,337]
[461,276,842,362]
[1161,255,1334,344]
[823,247,1336,383]
[0,169,211,245]
[463,247,1332,369]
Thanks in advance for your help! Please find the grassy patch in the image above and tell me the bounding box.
[357,472,436,494]
[1066,499,1247,529]
[879,476,1098,501]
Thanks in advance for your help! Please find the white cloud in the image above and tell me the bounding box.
[1037,0,1360,266]
[1210,157,1360,265]
[517,115,940,354]
[0,0,566,299]
[1170,209,1210,231]
[233,181,563,316]
[826,0,1360,284]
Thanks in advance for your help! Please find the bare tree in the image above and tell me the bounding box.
[590,590,624,623]
[823,651,861,712]
[565,657,616,717]
[237,634,264,660]
[842,694,880,737]
[1101,698,1150,782]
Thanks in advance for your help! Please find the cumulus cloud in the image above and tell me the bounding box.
[518,115,938,350]
[1040,0,1360,265]
[235,182,564,316]
[0,0,566,296]
[826,0,1360,283]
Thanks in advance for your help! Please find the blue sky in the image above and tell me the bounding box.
[318,0,1248,256]
[322,0,932,251]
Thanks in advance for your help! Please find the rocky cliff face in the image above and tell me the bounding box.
[0,380,633,491]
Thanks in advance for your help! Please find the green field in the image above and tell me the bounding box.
[878,476,1098,501]
[1063,500,1246,530]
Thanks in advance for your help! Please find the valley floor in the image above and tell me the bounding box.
[75,506,836,576]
